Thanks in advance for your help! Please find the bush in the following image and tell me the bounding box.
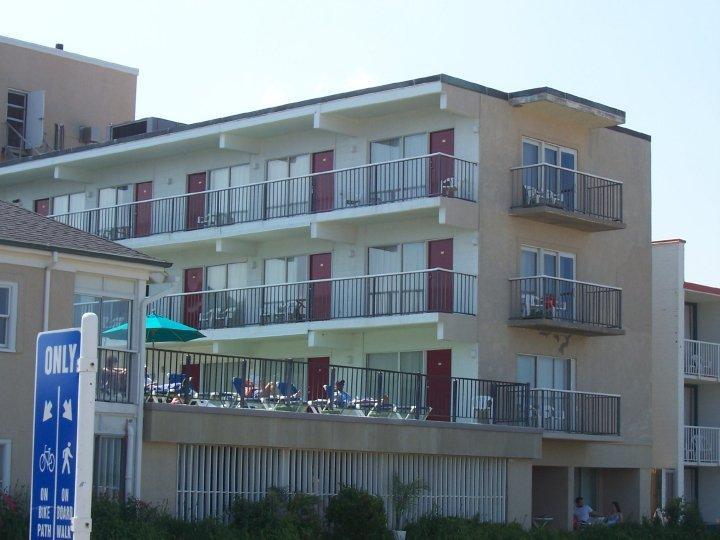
[0,490,29,540]
[228,486,322,539]
[325,485,391,540]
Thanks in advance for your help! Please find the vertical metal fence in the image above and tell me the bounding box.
[529,389,620,436]
[684,339,720,380]
[96,348,135,403]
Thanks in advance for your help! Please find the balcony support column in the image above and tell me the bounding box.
[215,238,257,256]
[313,111,362,136]
[310,222,357,244]
[218,133,261,154]
[53,165,93,183]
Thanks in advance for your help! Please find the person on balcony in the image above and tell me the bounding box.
[573,497,598,528]
[606,501,623,526]
[334,380,351,407]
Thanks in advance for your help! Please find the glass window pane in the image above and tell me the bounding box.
[560,150,575,170]
[209,168,230,190]
[230,164,250,187]
[289,154,310,177]
[403,133,427,158]
[559,256,574,280]
[543,252,557,277]
[367,352,397,371]
[69,192,85,213]
[0,318,7,346]
[286,256,308,283]
[0,288,8,315]
[521,249,537,277]
[553,358,568,390]
[370,138,401,163]
[101,299,131,349]
[537,356,554,388]
[227,263,248,289]
[53,195,69,215]
[516,355,535,386]
[206,265,227,290]
[399,351,423,373]
[74,294,100,327]
[267,159,288,181]
[369,245,401,275]
[264,258,286,285]
[98,188,116,208]
[522,141,539,166]
[116,185,133,205]
[402,242,425,272]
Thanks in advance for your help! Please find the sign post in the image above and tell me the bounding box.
[30,313,97,540]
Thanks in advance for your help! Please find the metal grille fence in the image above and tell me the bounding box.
[684,339,720,380]
[529,389,620,436]
[176,444,506,524]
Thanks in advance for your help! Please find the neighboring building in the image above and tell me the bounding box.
[0,200,169,498]
[652,239,720,522]
[0,35,137,162]
[0,75,651,528]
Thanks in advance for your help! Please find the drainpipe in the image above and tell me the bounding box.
[42,251,59,331]
[132,281,177,499]
[125,418,135,497]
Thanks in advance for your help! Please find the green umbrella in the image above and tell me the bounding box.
[102,312,205,343]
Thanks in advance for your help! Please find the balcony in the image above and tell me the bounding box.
[509,163,625,232]
[96,348,135,403]
[684,339,720,381]
[50,154,476,244]
[529,388,620,436]
[508,276,623,336]
[684,426,720,465]
[150,269,476,337]
[145,349,527,425]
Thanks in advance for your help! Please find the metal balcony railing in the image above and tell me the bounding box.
[509,275,622,330]
[150,269,477,331]
[97,348,135,403]
[529,388,621,436]
[144,349,528,425]
[510,163,623,223]
[684,426,720,465]
[50,154,477,241]
[684,339,720,380]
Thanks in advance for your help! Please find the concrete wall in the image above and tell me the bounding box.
[141,442,178,512]
[698,467,720,524]
[598,468,650,523]
[532,466,573,529]
[0,263,74,490]
[0,38,136,156]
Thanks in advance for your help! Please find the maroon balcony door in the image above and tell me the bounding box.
[311,150,334,212]
[427,238,453,313]
[429,129,454,195]
[134,181,153,237]
[183,267,203,329]
[308,357,330,400]
[34,198,50,216]
[426,349,452,421]
[310,253,332,320]
[186,172,207,230]
[182,362,201,396]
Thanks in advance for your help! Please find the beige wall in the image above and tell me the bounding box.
[0,39,136,156]
[532,466,573,529]
[0,263,74,490]
[141,442,178,512]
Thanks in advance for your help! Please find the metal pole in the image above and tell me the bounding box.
[240,360,247,408]
[414,373,422,420]
[328,367,336,410]
[451,379,458,422]
[72,313,98,540]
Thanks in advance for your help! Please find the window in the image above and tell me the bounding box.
[0,283,17,351]
[262,257,309,322]
[367,351,424,402]
[209,164,250,190]
[6,90,27,149]
[367,243,425,315]
[574,468,598,509]
[684,302,698,340]
[52,192,85,215]
[94,435,126,500]
[99,185,133,207]
[521,138,577,210]
[265,155,311,218]
[263,256,309,285]
[205,262,248,291]
[0,439,10,492]
[370,133,428,200]
[520,246,575,279]
[73,295,131,350]
[267,154,310,181]
[368,242,425,274]
[516,354,573,390]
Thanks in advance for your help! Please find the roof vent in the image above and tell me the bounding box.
[109,117,185,141]
[55,43,64,50]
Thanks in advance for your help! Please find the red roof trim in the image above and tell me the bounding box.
[685,282,720,297]
[652,239,686,245]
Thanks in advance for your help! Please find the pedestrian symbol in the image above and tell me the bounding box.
[61,442,73,475]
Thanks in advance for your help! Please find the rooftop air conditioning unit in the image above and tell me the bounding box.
[79,126,101,144]
[109,117,184,141]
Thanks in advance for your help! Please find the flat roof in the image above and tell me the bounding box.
[685,282,720,297]
[0,74,650,170]
[0,34,138,76]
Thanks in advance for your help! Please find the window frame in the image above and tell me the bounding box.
[0,439,10,493]
[6,89,28,149]
[520,245,576,279]
[51,191,86,215]
[98,184,134,208]
[521,137,577,169]
[265,154,312,182]
[367,241,427,275]
[516,353,575,390]
[0,282,18,352]
[369,132,429,163]
[366,350,425,373]
[262,255,310,285]
[72,292,133,351]
[208,163,251,190]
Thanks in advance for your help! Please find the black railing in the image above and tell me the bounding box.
[97,348,135,403]
[509,276,622,330]
[50,154,477,241]
[144,349,528,426]
[510,163,623,223]
[529,389,620,436]
[150,269,476,331]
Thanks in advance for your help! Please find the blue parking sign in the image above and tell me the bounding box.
[30,329,82,540]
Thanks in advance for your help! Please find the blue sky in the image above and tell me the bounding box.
[4,0,719,285]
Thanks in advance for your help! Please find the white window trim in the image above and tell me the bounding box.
[521,245,576,279]
[522,137,578,166]
[0,438,10,493]
[0,282,18,352]
[265,153,313,182]
[366,350,425,372]
[516,353,576,390]
[208,163,251,189]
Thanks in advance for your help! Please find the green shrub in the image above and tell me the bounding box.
[325,485,391,540]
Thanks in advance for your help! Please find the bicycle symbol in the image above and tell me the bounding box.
[39,445,55,473]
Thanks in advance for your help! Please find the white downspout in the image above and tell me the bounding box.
[132,282,177,499]
[42,251,59,331]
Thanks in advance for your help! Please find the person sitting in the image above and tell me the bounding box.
[334,380,351,407]
[573,497,597,528]
[243,379,256,398]
[606,501,623,526]
[170,392,184,405]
